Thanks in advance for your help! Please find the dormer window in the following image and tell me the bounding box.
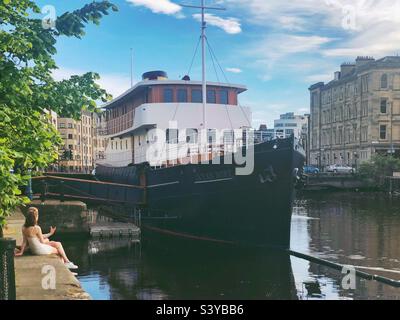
[381,74,388,89]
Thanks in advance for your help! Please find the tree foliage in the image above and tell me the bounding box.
[0,0,118,229]
[358,154,400,186]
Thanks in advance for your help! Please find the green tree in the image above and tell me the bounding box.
[0,0,118,235]
[358,154,400,187]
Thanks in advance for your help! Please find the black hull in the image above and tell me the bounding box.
[97,137,304,248]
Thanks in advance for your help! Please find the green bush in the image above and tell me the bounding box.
[358,154,400,186]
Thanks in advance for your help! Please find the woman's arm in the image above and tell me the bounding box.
[36,226,48,244]
[43,226,56,239]
[15,229,27,257]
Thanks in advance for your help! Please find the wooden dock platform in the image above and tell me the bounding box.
[89,222,140,238]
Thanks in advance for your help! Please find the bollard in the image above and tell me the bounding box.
[0,238,16,300]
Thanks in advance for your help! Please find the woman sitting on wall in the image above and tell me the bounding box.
[15,207,78,270]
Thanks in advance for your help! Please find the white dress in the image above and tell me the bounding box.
[27,236,54,255]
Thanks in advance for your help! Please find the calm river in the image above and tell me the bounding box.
[63,192,400,300]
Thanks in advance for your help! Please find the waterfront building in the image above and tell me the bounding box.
[274,112,308,140]
[44,109,58,128]
[57,111,106,173]
[309,56,400,169]
[254,124,275,142]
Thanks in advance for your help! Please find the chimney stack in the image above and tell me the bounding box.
[340,62,356,78]
[355,56,375,69]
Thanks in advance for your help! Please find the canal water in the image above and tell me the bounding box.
[63,192,400,300]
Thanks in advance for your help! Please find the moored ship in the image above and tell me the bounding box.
[95,3,305,248]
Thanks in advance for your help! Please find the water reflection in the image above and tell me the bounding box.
[63,192,400,300]
[65,236,297,300]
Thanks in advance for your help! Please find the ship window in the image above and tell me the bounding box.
[207,90,216,104]
[178,89,188,103]
[166,129,178,144]
[223,130,234,145]
[220,90,229,104]
[163,89,174,103]
[208,129,216,145]
[191,89,203,103]
[186,129,198,144]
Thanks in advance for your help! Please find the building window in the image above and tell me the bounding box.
[177,89,187,103]
[68,123,73,129]
[207,90,216,104]
[59,123,65,129]
[68,145,73,150]
[380,99,388,114]
[166,129,178,144]
[380,125,387,140]
[361,75,369,93]
[68,134,73,139]
[191,89,202,103]
[220,90,229,104]
[163,89,174,103]
[381,74,388,89]
[286,129,294,137]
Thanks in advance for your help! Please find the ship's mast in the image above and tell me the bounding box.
[181,1,225,130]
[201,0,206,129]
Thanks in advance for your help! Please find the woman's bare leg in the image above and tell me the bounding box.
[49,241,70,263]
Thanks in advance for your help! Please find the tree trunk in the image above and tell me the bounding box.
[0,226,3,238]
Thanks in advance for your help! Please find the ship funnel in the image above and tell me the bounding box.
[142,71,168,81]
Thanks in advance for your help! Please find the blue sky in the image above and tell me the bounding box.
[37,0,400,127]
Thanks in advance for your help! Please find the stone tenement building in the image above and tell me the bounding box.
[57,111,106,173]
[309,56,400,168]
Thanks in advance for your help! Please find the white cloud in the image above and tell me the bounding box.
[53,68,133,98]
[277,16,306,31]
[223,0,400,57]
[226,67,242,73]
[126,0,181,15]
[249,35,333,62]
[305,73,334,83]
[193,13,241,34]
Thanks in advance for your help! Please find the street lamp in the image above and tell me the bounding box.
[353,151,359,170]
